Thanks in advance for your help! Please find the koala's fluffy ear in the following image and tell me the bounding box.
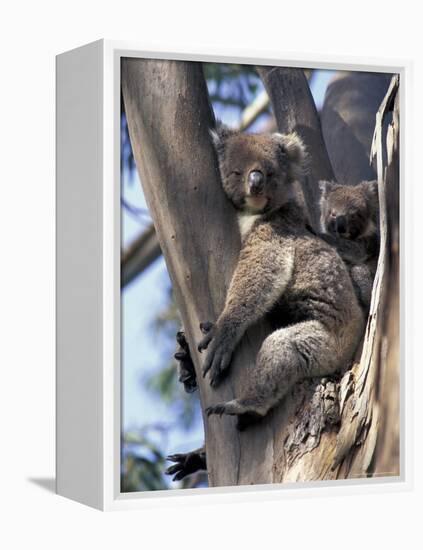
[273,132,307,180]
[209,123,237,155]
[360,180,379,213]
[318,180,336,198]
[362,180,378,198]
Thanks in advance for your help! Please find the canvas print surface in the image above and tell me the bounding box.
[120,58,400,492]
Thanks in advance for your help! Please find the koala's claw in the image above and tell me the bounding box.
[205,403,227,417]
[165,449,206,481]
[198,334,212,354]
[202,347,232,386]
[197,321,214,353]
[165,462,186,481]
[206,401,263,431]
[206,399,242,417]
[200,321,214,334]
[199,321,234,384]
[176,330,189,348]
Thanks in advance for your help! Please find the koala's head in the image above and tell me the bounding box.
[210,125,307,214]
[319,180,379,240]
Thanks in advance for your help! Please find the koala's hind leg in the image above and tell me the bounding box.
[206,320,344,428]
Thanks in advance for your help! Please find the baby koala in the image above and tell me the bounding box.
[319,180,380,312]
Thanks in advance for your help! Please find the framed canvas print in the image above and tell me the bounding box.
[56,40,411,510]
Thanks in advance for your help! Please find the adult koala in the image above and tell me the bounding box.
[198,126,365,429]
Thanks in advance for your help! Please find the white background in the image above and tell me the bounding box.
[1,1,421,548]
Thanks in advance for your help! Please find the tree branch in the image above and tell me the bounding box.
[238,90,270,131]
[121,224,162,288]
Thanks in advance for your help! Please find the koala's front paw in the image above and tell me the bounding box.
[201,331,235,387]
[165,449,206,481]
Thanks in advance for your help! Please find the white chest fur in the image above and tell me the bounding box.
[237,213,262,239]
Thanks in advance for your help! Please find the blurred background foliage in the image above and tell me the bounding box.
[120,62,331,492]
[205,63,262,109]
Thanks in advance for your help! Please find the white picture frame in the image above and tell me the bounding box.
[56,39,412,511]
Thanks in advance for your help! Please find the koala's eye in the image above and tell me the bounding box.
[267,171,274,178]
[231,170,241,176]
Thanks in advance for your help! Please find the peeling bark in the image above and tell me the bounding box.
[331,75,400,479]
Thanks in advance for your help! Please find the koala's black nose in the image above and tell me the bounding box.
[248,170,264,195]
[335,215,347,234]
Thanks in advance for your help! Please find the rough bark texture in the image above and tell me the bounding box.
[368,76,400,474]
[330,75,400,478]
[122,60,400,486]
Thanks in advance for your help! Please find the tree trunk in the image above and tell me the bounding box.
[122,58,274,486]
[122,59,400,487]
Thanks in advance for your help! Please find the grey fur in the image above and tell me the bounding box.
[318,180,380,311]
[200,129,365,427]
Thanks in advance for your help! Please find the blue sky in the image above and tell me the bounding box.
[121,67,337,484]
